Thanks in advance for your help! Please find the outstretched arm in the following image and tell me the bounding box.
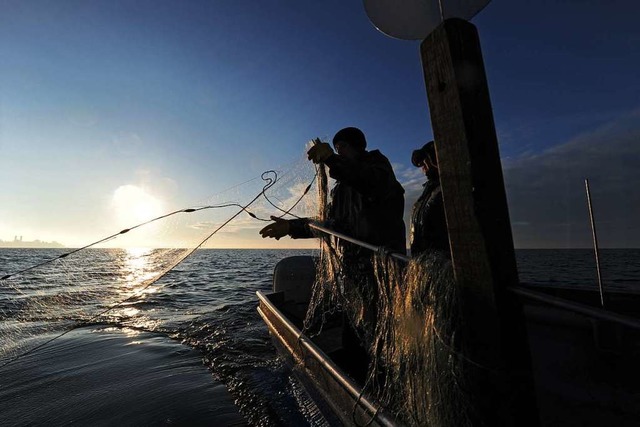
[259,216,290,240]
[259,216,314,240]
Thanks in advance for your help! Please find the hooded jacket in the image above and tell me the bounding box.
[289,149,406,257]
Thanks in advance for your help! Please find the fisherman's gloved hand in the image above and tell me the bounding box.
[307,142,334,164]
[259,216,291,240]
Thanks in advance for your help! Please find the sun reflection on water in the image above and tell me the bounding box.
[121,307,140,317]
[104,248,167,330]
[120,247,160,292]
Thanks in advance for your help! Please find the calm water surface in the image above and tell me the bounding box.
[0,248,638,426]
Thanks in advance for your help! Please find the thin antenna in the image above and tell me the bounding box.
[437,0,445,21]
[585,178,606,307]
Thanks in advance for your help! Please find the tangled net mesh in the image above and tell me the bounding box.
[303,162,473,427]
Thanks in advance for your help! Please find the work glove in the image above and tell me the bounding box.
[259,216,291,240]
[307,142,334,164]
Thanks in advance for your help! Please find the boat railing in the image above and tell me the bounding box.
[308,222,640,332]
[508,285,640,330]
[309,223,411,263]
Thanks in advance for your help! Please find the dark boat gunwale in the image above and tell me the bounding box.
[256,289,399,427]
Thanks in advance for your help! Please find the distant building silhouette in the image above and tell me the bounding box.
[1,236,63,248]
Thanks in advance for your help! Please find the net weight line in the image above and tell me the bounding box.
[0,168,317,370]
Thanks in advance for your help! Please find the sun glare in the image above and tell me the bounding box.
[112,185,164,225]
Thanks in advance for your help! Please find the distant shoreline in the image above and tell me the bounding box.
[0,241,65,249]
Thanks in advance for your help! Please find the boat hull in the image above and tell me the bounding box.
[257,290,398,427]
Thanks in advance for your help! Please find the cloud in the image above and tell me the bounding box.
[503,110,640,248]
[394,111,640,249]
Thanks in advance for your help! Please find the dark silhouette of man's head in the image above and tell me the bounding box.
[412,141,439,179]
[333,127,367,152]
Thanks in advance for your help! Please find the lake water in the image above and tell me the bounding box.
[1,248,638,426]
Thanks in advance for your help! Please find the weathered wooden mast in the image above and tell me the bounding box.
[363,2,538,422]
[420,18,538,426]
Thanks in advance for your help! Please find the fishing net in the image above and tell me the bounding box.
[1,136,475,426]
[0,147,321,369]
[303,159,379,348]
[376,252,472,426]
[303,164,474,427]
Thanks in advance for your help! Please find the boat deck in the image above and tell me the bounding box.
[260,288,640,426]
[258,256,640,426]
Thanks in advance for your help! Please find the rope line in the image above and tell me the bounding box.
[1,167,321,282]
[0,168,318,369]
[272,172,318,219]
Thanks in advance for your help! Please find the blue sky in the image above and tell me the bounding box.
[1,0,638,248]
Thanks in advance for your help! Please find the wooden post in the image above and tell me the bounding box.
[420,18,538,426]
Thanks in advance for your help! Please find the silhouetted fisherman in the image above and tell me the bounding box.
[260,127,405,378]
[410,141,450,257]
[260,127,405,256]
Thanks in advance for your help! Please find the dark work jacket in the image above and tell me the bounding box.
[289,149,406,258]
[410,178,450,257]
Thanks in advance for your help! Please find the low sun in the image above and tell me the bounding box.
[112,185,164,225]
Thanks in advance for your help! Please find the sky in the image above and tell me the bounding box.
[1,0,638,249]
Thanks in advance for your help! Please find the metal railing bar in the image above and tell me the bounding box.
[509,285,640,330]
[308,222,410,263]
[307,222,640,330]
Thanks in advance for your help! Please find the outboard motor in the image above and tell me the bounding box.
[273,256,316,320]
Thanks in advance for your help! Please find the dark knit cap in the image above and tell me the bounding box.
[332,127,367,151]
[411,141,436,167]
